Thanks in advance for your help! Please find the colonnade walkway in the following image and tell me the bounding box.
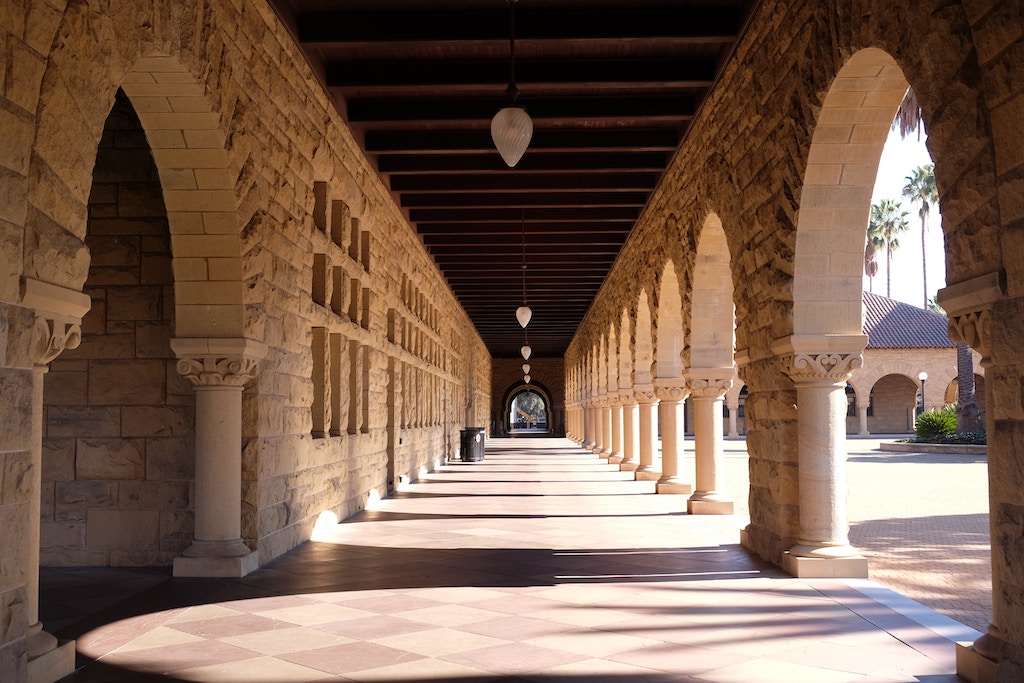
[53,438,973,682]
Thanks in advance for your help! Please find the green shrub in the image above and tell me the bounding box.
[915,405,957,440]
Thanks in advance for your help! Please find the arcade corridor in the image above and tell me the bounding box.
[49,439,966,682]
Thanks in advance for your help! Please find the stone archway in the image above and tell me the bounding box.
[773,47,912,578]
[502,381,554,435]
[685,213,736,514]
[652,261,689,495]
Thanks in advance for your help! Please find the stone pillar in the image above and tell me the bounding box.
[857,404,869,437]
[686,371,734,514]
[171,338,266,578]
[726,395,739,439]
[599,396,613,458]
[620,389,639,472]
[773,336,868,578]
[654,379,691,494]
[634,385,660,481]
[583,402,596,450]
[21,280,89,683]
[608,395,624,464]
[938,274,1008,683]
[591,400,606,455]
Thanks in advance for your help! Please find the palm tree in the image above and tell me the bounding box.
[864,240,879,292]
[902,164,938,309]
[867,199,910,298]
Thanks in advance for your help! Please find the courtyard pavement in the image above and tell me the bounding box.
[700,436,992,633]
[41,436,985,682]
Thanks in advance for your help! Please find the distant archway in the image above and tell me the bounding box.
[501,381,554,436]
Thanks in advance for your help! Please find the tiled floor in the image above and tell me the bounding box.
[48,438,976,682]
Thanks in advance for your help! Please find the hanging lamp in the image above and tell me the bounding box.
[491,0,532,167]
[516,208,532,328]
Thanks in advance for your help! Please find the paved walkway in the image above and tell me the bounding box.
[47,438,977,682]
[700,436,992,633]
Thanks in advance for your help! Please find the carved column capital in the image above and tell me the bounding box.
[947,310,991,367]
[686,373,732,399]
[31,316,81,367]
[633,384,658,404]
[782,351,862,384]
[171,338,267,388]
[772,335,867,386]
[653,378,689,403]
[619,388,636,405]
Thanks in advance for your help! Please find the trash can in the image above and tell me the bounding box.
[460,427,485,462]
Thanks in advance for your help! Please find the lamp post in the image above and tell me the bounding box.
[917,371,928,416]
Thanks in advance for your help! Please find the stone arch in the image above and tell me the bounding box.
[635,289,654,386]
[606,322,619,398]
[618,307,631,391]
[28,44,246,338]
[793,48,910,339]
[654,260,684,380]
[502,381,553,433]
[689,213,735,370]
[849,357,956,413]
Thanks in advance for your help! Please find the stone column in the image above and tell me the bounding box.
[938,274,1007,681]
[599,395,613,458]
[654,379,691,494]
[773,336,868,578]
[634,385,660,481]
[857,403,869,437]
[686,371,734,514]
[21,280,89,683]
[583,402,596,450]
[726,395,739,439]
[608,395,624,464]
[591,400,606,455]
[620,389,639,472]
[171,338,266,578]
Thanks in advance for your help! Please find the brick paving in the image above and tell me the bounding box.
[42,437,975,682]
[706,437,992,633]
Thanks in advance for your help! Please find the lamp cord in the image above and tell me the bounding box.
[507,0,519,101]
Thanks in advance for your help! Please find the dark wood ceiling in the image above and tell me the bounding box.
[268,0,757,358]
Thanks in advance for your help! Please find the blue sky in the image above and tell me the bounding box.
[865,126,944,309]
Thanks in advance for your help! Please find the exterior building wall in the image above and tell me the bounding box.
[0,2,491,675]
[40,91,195,566]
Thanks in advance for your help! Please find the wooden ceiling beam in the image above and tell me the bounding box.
[347,96,695,123]
[298,8,741,44]
[368,130,677,155]
[326,58,716,89]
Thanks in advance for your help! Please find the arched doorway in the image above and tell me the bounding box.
[502,381,554,436]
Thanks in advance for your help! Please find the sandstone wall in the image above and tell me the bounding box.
[566,0,1009,569]
[0,2,491,673]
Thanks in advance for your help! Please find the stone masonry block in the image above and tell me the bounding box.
[76,438,145,480]
[119,481,190,510]
[56,480,117,508]
[42,438,75,481]
[107,286,162,321]
[0,451,32,506]
[122,405,194,437]
[87,509,160,550]
[88,360,166,405]
[46,406,121,438]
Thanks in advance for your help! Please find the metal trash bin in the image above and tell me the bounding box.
[460,427,485,462]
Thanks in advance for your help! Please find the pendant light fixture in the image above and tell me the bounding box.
[516,209,532,328]
[491,0,532,167]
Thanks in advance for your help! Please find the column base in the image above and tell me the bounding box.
[781,550,868,578]
[607,453,623,464]
[635,467,661,481]
[687,497,734,515]
[656,479,692,495]
[957,643,998,683]
[27,639,75,683]
[619,460,639,472]
[174,549,260,577]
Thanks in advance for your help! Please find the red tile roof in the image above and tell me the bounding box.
[863,291,954,349]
